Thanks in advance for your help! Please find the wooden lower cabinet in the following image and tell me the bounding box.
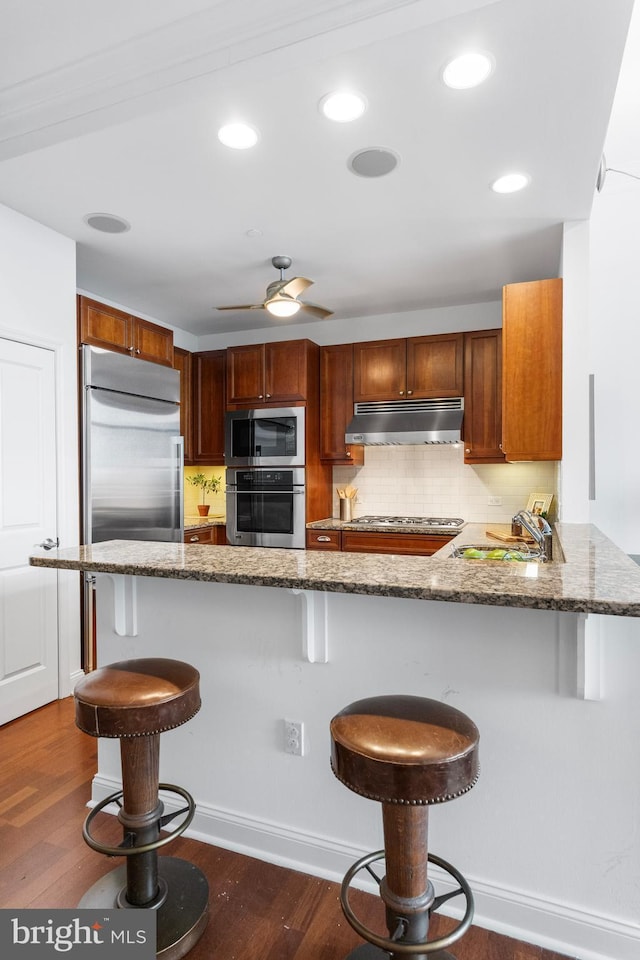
[306,529,342,551]
[184,525,226,545]
[306,529,452,556]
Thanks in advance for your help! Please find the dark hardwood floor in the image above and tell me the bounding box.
[0,698,571,960]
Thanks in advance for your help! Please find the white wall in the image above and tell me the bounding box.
[588,181,640,552]
[94,576,640,960]
[198,300,502,349]
[0,202,81,693]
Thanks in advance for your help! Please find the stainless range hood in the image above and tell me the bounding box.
[345,398,464,445]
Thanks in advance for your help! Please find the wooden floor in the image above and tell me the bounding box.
[0,698,571,960]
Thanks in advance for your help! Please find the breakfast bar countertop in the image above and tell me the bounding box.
[29,523,640,618]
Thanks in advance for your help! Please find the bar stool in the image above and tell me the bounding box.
[74,658,209,960]
[330,695,480,959]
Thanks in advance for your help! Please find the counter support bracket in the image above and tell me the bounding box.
[291,590,329,663]
[576,612,601,700]
[107,574,138,638]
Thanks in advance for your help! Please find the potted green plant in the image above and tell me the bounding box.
[186,473,221,516]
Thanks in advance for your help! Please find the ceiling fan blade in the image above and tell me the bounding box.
[299,302,334,319]
[216,303,265,311]
[281,276,313,299]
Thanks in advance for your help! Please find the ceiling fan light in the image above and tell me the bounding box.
[265,296,301,318]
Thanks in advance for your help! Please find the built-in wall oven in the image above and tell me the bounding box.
[225,407,305,467]
[226,467,306,548]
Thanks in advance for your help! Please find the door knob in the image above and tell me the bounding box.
[38,537,59,550]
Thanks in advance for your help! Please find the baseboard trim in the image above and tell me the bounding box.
[90,775,639,960]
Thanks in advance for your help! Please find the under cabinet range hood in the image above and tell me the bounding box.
[345,398,464,445]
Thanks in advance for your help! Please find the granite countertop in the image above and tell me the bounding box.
[29,523,640,617]
[184,515,226,531]
[306,518,461,535]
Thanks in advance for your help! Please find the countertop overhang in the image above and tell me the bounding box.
[29,523,640,617]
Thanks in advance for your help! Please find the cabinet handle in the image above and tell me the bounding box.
[128,346,135,354]
[266,393,271,398]
[499,442,503,450]
[465,448,471,454]
[346,450,352,457]
[399,390,404,396]
[258,394,264,399]
[189,535,200,542]
[317,536,331,542]
[135,348,141,355]
[407,389,413,395]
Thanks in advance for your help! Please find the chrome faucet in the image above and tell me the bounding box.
[512,509,553,562]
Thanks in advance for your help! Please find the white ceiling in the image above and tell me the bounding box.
[0,0,634,336]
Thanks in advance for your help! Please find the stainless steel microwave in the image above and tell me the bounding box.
[224,407,305,467]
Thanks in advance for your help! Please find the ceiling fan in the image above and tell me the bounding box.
[217,256,334,319]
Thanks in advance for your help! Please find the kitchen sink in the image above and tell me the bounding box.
[450,543,543,562]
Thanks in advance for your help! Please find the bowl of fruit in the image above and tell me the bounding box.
[450,544,542,562]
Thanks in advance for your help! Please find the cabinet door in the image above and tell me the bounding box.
[78,297,132,356]
[192,351,226,464]
[226,344,265,405]
[132,317,174,367]
[173,348,193,463]
[463,329,505,464]
[407,333,464,398]
[341,532,452,556]
[502,278,562,461]
[319,344,364,465]
[353,339,406,401]
[306,529,341,551]
[264,340,309,403]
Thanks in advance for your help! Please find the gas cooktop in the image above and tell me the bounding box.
[355,516,465,528]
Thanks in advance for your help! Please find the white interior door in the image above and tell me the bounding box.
[0,338,58,725]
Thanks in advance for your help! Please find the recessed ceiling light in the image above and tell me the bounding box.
[83,213,130,234]
[319,90,367,123]
[218,123,259,149]
[442,52,494,89]
[491,173,530,194]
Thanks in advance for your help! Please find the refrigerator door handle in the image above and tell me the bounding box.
[174,435,184,540]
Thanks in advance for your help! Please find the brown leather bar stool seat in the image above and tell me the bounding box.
[331,695,480,960]
[74,658,208,960]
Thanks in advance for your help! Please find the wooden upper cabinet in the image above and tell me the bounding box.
[407,333,464,398]
[353,334,463,402]
[319,343,364,465]
[502,278,562,461]
[78,296,174,367]
[131,317,174,366]
[463,329,505,464]
[192,350,226,464]
[353,339,406,401]
[173,348,193,463]
[226,339,316,407]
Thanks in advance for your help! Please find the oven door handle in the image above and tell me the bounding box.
[225,489,305,495]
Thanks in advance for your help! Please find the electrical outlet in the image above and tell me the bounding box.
[488,496,503,506]
[284,719,304,756]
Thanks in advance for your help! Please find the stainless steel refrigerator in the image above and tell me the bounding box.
[81,345,183,666]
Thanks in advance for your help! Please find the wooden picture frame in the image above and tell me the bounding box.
[526,493,554,518]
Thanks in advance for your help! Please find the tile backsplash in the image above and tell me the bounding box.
[333,446,558,523]
[183,466,226,517]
